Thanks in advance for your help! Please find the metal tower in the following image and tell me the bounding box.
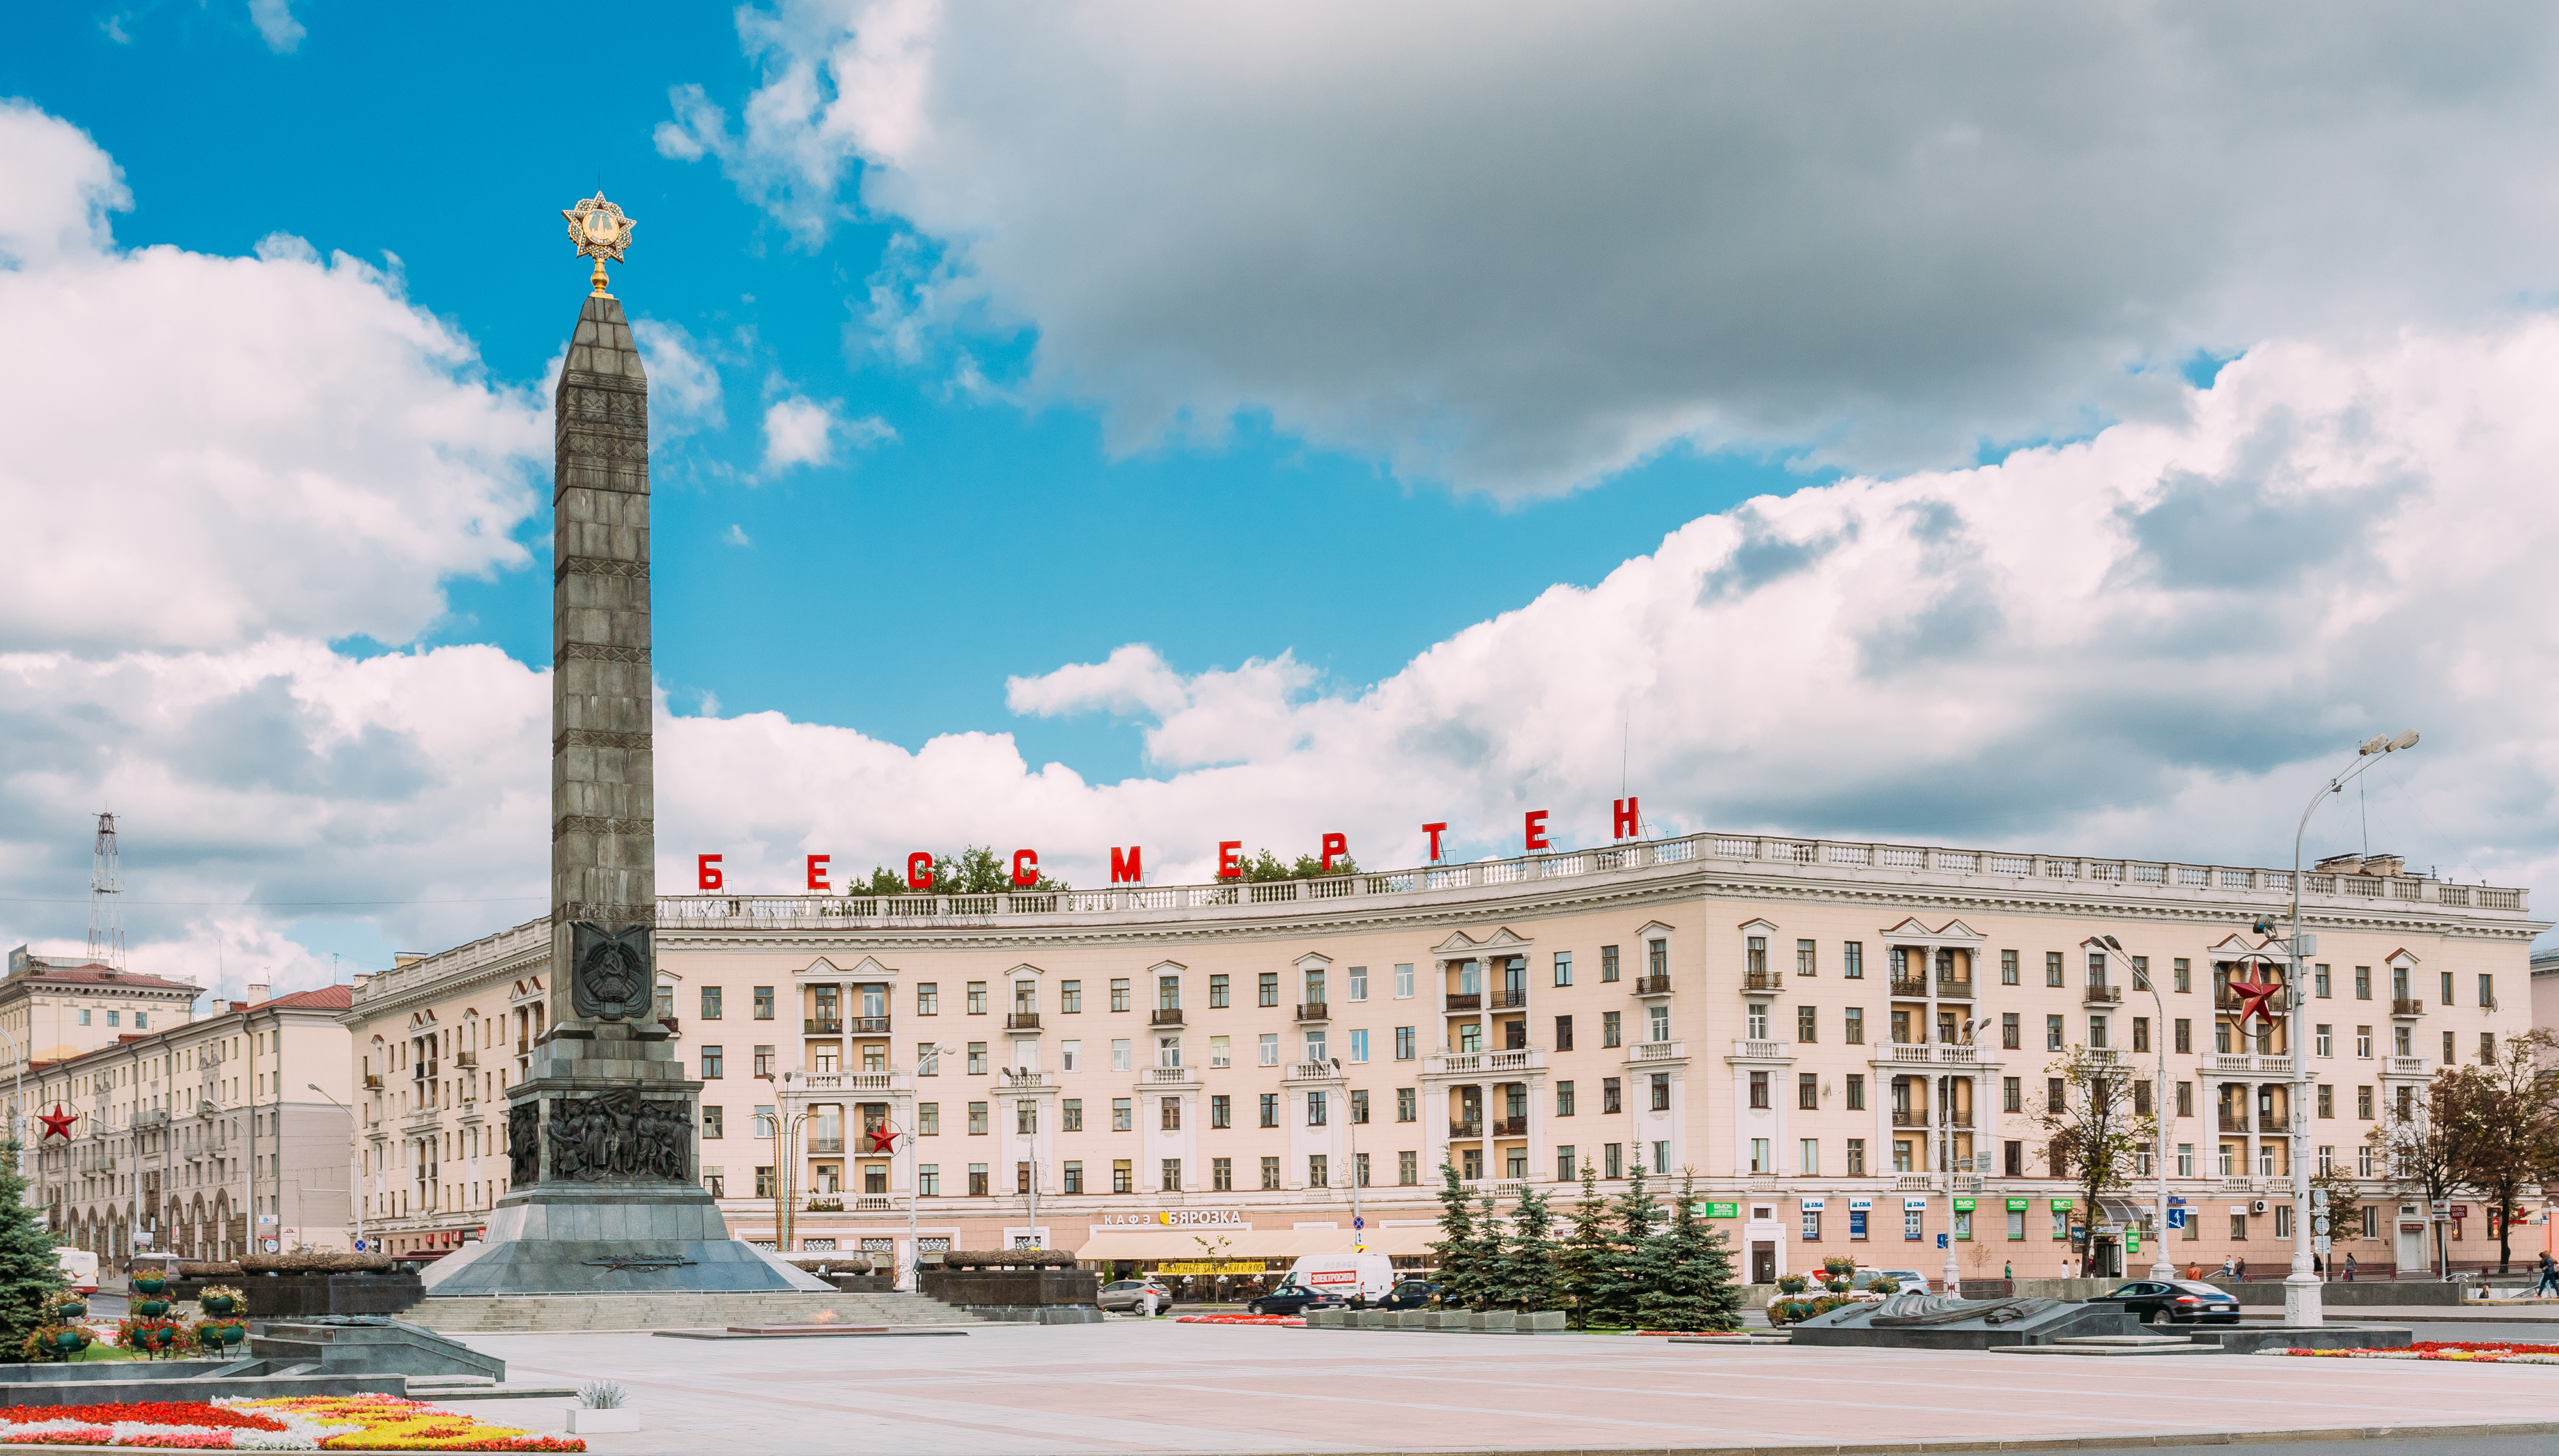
[86,812,122,970]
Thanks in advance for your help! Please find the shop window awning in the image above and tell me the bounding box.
[1069,1222,1441,1262]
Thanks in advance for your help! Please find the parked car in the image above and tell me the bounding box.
[1244,1280,1348,1317]
[2084,1279,2241,1324]
[1097,1278,1176,1314]
[1376,1279,1439,1310]
[53,1247,98,1296]
[1852,1267,1932,1294]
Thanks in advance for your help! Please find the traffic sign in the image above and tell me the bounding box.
[1352,1216,1364,1230]
[2166,1208,2186,1230]
[260,1239,279,1253]
[1936,1233,1948,1248]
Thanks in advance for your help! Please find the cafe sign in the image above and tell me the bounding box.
[1098,1209,1249,1228]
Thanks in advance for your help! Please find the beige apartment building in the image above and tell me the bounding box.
[0,950,204,1083]
[345,830,2542,1283]
[26,985,356,1262]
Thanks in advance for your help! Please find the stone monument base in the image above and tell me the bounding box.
[421,1184,826,1299]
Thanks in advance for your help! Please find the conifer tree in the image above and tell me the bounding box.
[1466,1191,1505,1311]
[1631,1177,1744,1333]
[1585,1160,1654,1328]
[0,1145,64,1359]
[1497,1182,1559,1312]
[1427,1163,1481,1308]
[1557,1164,1612,1328]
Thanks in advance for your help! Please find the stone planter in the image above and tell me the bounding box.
[236,1271,426,1319]
[566,1407,639,1434]
[1479,1311,1516,1333]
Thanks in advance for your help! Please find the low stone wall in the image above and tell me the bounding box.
[2195,1324,2411,1354]
[2214,1280,2466,1307]
[920,1268,1098,1308]
[186,1271,426,1320]
[1305,1309,1569,1334]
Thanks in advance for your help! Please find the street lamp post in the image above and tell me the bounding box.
[305,1084,362,1255]
[2280,730,2419,1328]
[907,1044,956,1292]
[1943,1017,1989,1298]
[1330,1058,1362,1252]
[2096,938,2174,1281]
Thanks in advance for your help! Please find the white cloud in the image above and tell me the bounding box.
[669,2,2559,494]
[0,103,129,269]
[630,319,725,435]
[248,0,304,53]
[759,396,892,472]
[723,524,753,547]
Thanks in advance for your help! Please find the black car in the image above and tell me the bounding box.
[1245,1283,1348,1317]
[2086,1278,2241,1324]
[1375,1279,1438,1310]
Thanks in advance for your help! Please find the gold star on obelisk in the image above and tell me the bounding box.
[561,192,637,296]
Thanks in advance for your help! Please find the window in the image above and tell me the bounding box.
[2132,1017,2149,1053]
[967,1102,988,1136]
[702,1105,724,1139]
[748,1043,775,1078]
[1602,1077,1622,1113]
[1846,1074,1865,1111]
[1553,951,1573,987]
[2002,1077,2021,1113]
[1397,1150,1418,1185]
[963,981,986,1015]
[2441,970,2456,1006]
[1798,1072,1817,1110]
[1159,1097,1181,1132]
[1111,1097,1133,1132]
[2046,952,2064,987]
[2176,1081,2193,1118]
[915,1102,940,1136]
[1348,966,1369,1001]
[1553,1080,1576,1117]
[1349,1028,1371,1063]
[1396,1086,1419,1122]
[1905,1206,1924,1242]
[77,1009,89,1027]
[2443,1029,2457,1064]
[959,1042,984,1075]
[1259,1093,1279,1128]
[2310,962,2331,999]
[2354,964,2371,999]
[700,1046,724,1079]
[1061,1039,1082,1072]
[2046,1015,2064,1051]
[1308,1154,1330,1188]
[700,986,724,1020]
[1597,944,1619,982]
[1843,1007,1865,1044]
[1601,1010,1622,1048]
[1350,1088,1370,1125]
[1110,978,1131,1012]
[1211,1157,1232,1191]
[2000,949,2019,985]
[2047,1077,2067,1113]
[1060,980,1082,1013]
[1743,1003,1766,1040]
[1156,975,1180,1012]
[1062,1099,1082,1132]
[1748,1071,1770,1109]
[1749,1138,1771,1174]
[1745,936,1767,978]
[2173,957,2191,993]
[1796,1005,1817,1042]
[1258,973,1279,1008]
[1845,1138,1865,1176]
[1260,1157,1282,1191]
[1794,939,1817,977]
[1109,1160,1131,1194]
[1394,963,1415,999]
[1652,1073,1672,1112]
[1208,1093,1231,1129]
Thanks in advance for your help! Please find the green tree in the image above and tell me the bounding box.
[2442,1028,2559,1273]
[0,1145,64,1361]
[1556,1164,1611,1328]
[1427,1164,1485,1308]
[1585,1161,1654,1328]
[1630,1177,1744,1333]
[1467,1191,1506,1310]
[2310,1162,2363,1260]
[2034,1047,2156,1276]
[2368,1075,2468,1278]
[858,846,1070,895]
[1228,849,1361,882]
[1495,1182,1560,1312]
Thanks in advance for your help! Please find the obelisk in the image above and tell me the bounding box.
[421,198,824,1297]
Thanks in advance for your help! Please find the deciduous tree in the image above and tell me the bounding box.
[2439,1029,2559,1273]
[2033,1047,2155,1276]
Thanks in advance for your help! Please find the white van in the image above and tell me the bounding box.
[1287,1253,1398,1304]
[54,1247,97,1296]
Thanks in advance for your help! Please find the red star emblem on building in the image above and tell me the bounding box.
[2228,976,2283,1028]
[867,1126,899,1155]
[36,1105,75,1141]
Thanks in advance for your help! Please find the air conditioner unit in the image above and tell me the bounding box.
[2251,1200,2271,1214]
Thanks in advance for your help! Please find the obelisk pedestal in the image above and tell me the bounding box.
[422,198,823,1299]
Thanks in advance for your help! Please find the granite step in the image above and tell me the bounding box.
[407,1290,983,1334]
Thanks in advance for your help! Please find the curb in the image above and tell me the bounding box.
[1135,1424,2559,1456]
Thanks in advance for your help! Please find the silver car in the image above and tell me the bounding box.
[1097,1278,1174,1314]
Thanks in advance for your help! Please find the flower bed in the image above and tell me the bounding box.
[2269,1339,2559,1365]
[0,1396,586,1450]
[1172,1314,1303,1326]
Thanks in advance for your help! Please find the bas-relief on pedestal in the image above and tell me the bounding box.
[423,198,825,1297]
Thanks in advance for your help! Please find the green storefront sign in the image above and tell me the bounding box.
[1952,1198,1976,1212]
[2005,1197,2031,1212]
[2049,1198,2076,1211]
[1700,1201,1740,1219]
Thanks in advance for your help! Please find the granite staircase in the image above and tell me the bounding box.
[405,1290,983,1334]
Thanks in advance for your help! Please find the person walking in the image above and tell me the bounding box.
[2535,1252,2558,1298]
[2344,1253,2358,1283]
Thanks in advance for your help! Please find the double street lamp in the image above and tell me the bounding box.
[2090,936,2173,1281]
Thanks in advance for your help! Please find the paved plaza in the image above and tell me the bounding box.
[437,1320,2559,1456]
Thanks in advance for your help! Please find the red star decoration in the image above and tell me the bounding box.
[866,1126,899,1155]
[2228,976,2283,1028]
[36,1105,75,1141]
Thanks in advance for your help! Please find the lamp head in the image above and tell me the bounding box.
[2358,734,2389,755]
[2252,918,2274,937]
[2389,729,2420,751]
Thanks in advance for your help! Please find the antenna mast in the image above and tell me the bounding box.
[88,812,123,971]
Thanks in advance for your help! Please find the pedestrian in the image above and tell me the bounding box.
[2234,1255,2248,1282]
[2535,1252,2558,1298]
[1137,1283,1158,1319]
[2216,1255,2235,1279]
[2003,1262,2012,1281]
[2344,1253,2358,1283]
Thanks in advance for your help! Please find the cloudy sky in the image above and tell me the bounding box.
[5,1,2556,994]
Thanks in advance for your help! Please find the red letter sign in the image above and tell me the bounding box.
[1011,849,1040,887]
[1321,832,1348,872]
[697,854,723,891]
[1423,822,1447,862]
[1524,810,1550,852]
[1613,797,1640,839]
[1110,846,1144,884]
[1217,840,1244,879]
[905,852,934,891]
[805,854,831,891]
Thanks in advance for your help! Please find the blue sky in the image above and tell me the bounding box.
[5,3,2558,987]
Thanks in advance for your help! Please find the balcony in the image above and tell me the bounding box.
[804,1018,842,1035]
[1444,993,1481,1013]
[1425,1049,1544,1077]
[1284,1060,1343,1082]
[1629,1040,1687,1062]
[362,1074,383,1090]
[1728,1039,1785,1060]
[1888,977,1927,998]
[2084,984,2123,1005]
[1945,1111,1974,1127]
[2218,1115,2250,1134]
[1149,1008,1185,1026]
[1635,974,1672,996]
[454,1051,479,1069]
[1296,1002,1330,1023]
[2386,1055,2428,1076]
[1449,1120,1483,1138]
[1491,989,1530,1010]
[1934,978,1974,1000]
[1742,969,1782,993]
[2391,999,2426,1018]
[1004,1012,1042,1031]
[1890,1109,1927,1127]
[777,1070,910,1095]
[850,1016,892,1035]
[1491,1117,1527,1137]
[2208,1054,2294,1077]
[1142,1065,1198,1085]
[807,1136,846,1154]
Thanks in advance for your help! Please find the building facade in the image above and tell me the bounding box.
[26,985,355,1262]
[0,952,203,1084]
[346,829,2544,1283]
